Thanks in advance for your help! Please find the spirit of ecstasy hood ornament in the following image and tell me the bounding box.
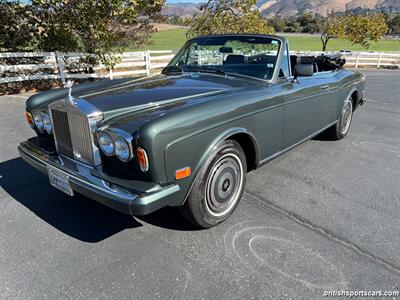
[64,80,75,104]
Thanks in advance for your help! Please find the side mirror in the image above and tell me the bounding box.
[294,64,314,77]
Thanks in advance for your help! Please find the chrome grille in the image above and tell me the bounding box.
[49,99,103,166]
[51,110,73,157]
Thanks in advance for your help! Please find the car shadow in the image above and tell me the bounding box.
[0,157,198,242]
[0,157,142,242]
[137,207,200,231]
[313,131,335,141]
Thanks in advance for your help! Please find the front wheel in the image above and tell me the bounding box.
[324,98,353,140]
[179,140,247,228]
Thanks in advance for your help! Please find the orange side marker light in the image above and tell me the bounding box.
[175,167,192,180]
[136,147,149,172]
[25,112,34,128]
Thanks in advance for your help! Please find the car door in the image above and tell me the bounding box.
[312,71,340,127]
[253,86,286,160]
[281,71,338,149]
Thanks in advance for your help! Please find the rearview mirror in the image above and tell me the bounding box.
[294,64,314,77]
[219,47,233,54]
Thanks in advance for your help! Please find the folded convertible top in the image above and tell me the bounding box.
[298,54,346,71]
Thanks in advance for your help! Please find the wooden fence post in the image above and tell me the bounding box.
[55,52,66,85]
[145,50,150,76]
[355,53,359,69]
[377,52,382,68]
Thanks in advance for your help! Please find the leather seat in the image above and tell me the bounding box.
[224,55,245,65]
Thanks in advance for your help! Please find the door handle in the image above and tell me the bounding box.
[320,85,330,91]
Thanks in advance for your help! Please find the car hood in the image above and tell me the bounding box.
[26,73,257,119]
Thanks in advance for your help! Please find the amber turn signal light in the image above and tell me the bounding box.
[136,147,149,172]
[25,112,34,128]
[175,167,192,180]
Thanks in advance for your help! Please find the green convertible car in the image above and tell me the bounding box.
[19,34,366,228]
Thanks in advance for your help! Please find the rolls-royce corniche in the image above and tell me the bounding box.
[19,34,366,228]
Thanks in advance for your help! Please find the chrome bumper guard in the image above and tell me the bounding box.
[18,141,180,216]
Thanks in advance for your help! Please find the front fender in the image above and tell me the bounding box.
[164,126,260,206]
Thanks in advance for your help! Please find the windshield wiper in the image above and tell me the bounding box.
[185,66,226,76]
[161,65,183,75]
[163,65,228,77]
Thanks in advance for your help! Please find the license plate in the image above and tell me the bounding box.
[47,166,74,196]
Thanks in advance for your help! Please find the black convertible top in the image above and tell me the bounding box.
[290,53,346,74]
[295,53,346,72]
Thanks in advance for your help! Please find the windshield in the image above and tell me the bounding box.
[167,35,281,80]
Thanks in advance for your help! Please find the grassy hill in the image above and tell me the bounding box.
[257,0,400,17]
[127,28,400,52]
[164,0,400,17]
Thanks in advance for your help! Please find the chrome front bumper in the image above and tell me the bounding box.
[18,141,180,216]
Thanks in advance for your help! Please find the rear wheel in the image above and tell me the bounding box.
[180,140,247,228]
[325,97,353,140]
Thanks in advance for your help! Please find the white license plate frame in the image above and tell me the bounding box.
[47,166,74,196]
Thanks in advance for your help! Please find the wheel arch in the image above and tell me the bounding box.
[338,87,358,119]
[350,90,359,111]
[179,127,260,205]
[345,86,359,108]
[226,131,260,172]
[212,128,260,171]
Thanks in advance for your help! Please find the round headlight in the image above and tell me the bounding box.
[115,138,131,162]
[33,112,44,131]
[99,132,114,156]
[42,114,52,135]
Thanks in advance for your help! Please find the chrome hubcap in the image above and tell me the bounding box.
[340,100,353,135]
[204,153,244,217]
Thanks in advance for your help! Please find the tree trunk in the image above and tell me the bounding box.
[320,34,330,52]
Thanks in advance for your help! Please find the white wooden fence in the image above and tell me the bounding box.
[294,51,400,68]
[0,50,174,85]
[1,50,399,86]
[343,52,400,68]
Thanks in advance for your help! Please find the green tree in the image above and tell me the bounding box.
[320,13,388,51]
[0,1,39,51]
[0,0,165,69]
[296,13,323,33]
[269,15,286,32]
[33,0,164,68]
[284,16,301,33]
[341,14,388,49]
[187,0,273,38]
[388,13,400,35]
[320,13,345,51]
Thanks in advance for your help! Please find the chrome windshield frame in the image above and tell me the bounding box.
[167,34,286,84]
